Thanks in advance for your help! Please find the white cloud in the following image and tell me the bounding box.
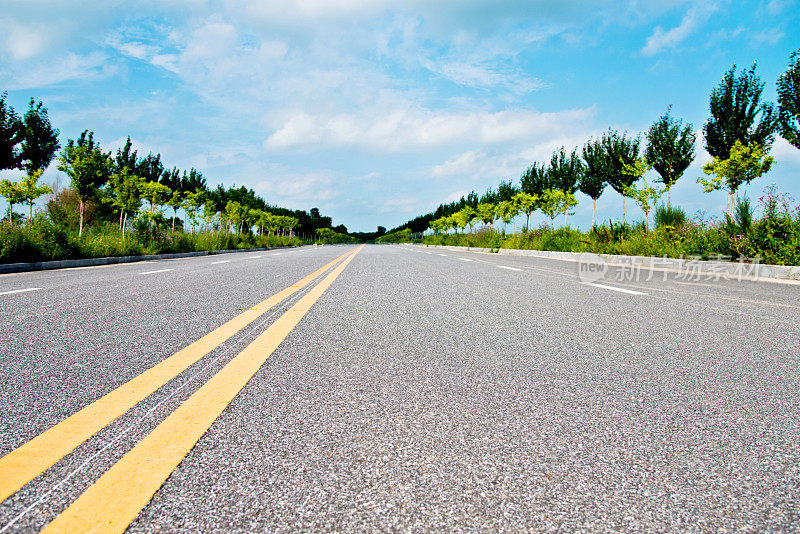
[265,107,596,152]
[641,3,716,56]
[0,52,115,89]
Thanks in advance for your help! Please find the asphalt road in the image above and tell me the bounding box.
[1,243,798,532]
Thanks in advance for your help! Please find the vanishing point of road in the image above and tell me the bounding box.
[1,244,798,532]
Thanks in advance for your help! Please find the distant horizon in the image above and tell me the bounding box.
[1,1,798,233]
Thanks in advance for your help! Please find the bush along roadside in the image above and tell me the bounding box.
[404,191,800,266]
[0,217,303,264]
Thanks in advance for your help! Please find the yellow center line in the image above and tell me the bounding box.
[0,247,357,503]
[43,245,363,534]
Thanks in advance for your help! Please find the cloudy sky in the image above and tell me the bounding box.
[1,0,798,231]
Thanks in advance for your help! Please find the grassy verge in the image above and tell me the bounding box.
[415,214,800,266]
[0,218,304,263]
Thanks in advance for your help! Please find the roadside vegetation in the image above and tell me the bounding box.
[0,95,350,263]
[385,54,800,266]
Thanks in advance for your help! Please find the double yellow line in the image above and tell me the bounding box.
[1,245,362,533]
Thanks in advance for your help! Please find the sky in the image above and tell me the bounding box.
[1,0,798,232]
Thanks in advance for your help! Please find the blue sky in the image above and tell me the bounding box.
[1,0,798,232]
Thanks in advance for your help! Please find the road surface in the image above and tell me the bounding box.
[1,244,798,532]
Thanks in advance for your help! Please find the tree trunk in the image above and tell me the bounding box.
[123,212,128,236]
[119,210,124,230]
[622,196,626,225]
[8,202,13,219]
[667,187,671,208]
[172,210,176,232]
[564,210,568,228]
[79,199,85,237]
[592,198,596,228]
[526,212,531,232]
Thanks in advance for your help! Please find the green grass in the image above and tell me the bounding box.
[414,211,800,266]
[0,217,304,263]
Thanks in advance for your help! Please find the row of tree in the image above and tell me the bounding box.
[0,96,343,238]
[392,52,800,234]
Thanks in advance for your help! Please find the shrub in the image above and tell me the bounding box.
[655,204,686,228]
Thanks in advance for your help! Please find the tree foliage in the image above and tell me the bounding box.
[698,140,774,217]
[19,98,60,175]
[0,92,23,172]
[645,107,695,206]
[704,64,777,159]
[777,49,800,150]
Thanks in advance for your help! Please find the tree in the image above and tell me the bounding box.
[19,169,52,219]
[19,98,60,176]
[140,181,172,228]
[539,189,576,229]
[108,167,143,234]
[580,138,609,227]
[166,189,183,232]
[0,92,23,173]
[115,137,138,173]
[704,64,777,161]
[0,178,25,219]
[452,206,475,233]
[645,107,695,207]
[496,200,519,234]
[496,180,519,202]
[513,192,538,232]
[476,202,496,228]
[520,162,551,196]
[182,190,204,233]
[602,129,641,224]
[58,132,112,236]
[225,200,245,233]
[621,159,662,230]
[777,49,800,150]
[138,153,165,183]
[548,146,583,227]
[201,200,218,231]
[698,140,774,217]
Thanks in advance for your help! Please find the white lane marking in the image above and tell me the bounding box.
[457,258,473,262]
[582,282,647,295]
[437,254,447,257]
[139,269,174,275]
[271,253,281,255]
[498,265,523,271]
[249,255,263,259]
[425,252,433,255]
[0,287,42,296]
[211,260,231,265]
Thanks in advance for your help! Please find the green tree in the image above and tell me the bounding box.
[140,181,172,228]
[201,200,218,231]
[476,202,496,228]
[602,129,641,224]
[698,140,774,217]
[0,92,23,173]
[777,49,800,150]
[19,98,60,176]
[182,190,204,233]
[539,189,576,228]
[548,146,583,227]
[0,178,25,219]
[580,138,609,227]
[704,64,777,161]
[108,167,143,234]
[18,169,52,219]
[622,159,662,230]
[496,200,519,234]
[166,189,183,232]
[645,107,695,207]
[512,192,538,232]
[57,132,112,236]
[453,206,475,234]
[520,162,551,196]
[224,200,245,233]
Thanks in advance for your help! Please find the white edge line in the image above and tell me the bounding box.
[457,258,474,262]
[0,287,42,296]
[249,255,264,259]
[498,265,523,271]
[138,268,174,275]
[583,282,647,295]
[211,260,231,264]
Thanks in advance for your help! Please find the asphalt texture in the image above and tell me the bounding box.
[1,243,798,532]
